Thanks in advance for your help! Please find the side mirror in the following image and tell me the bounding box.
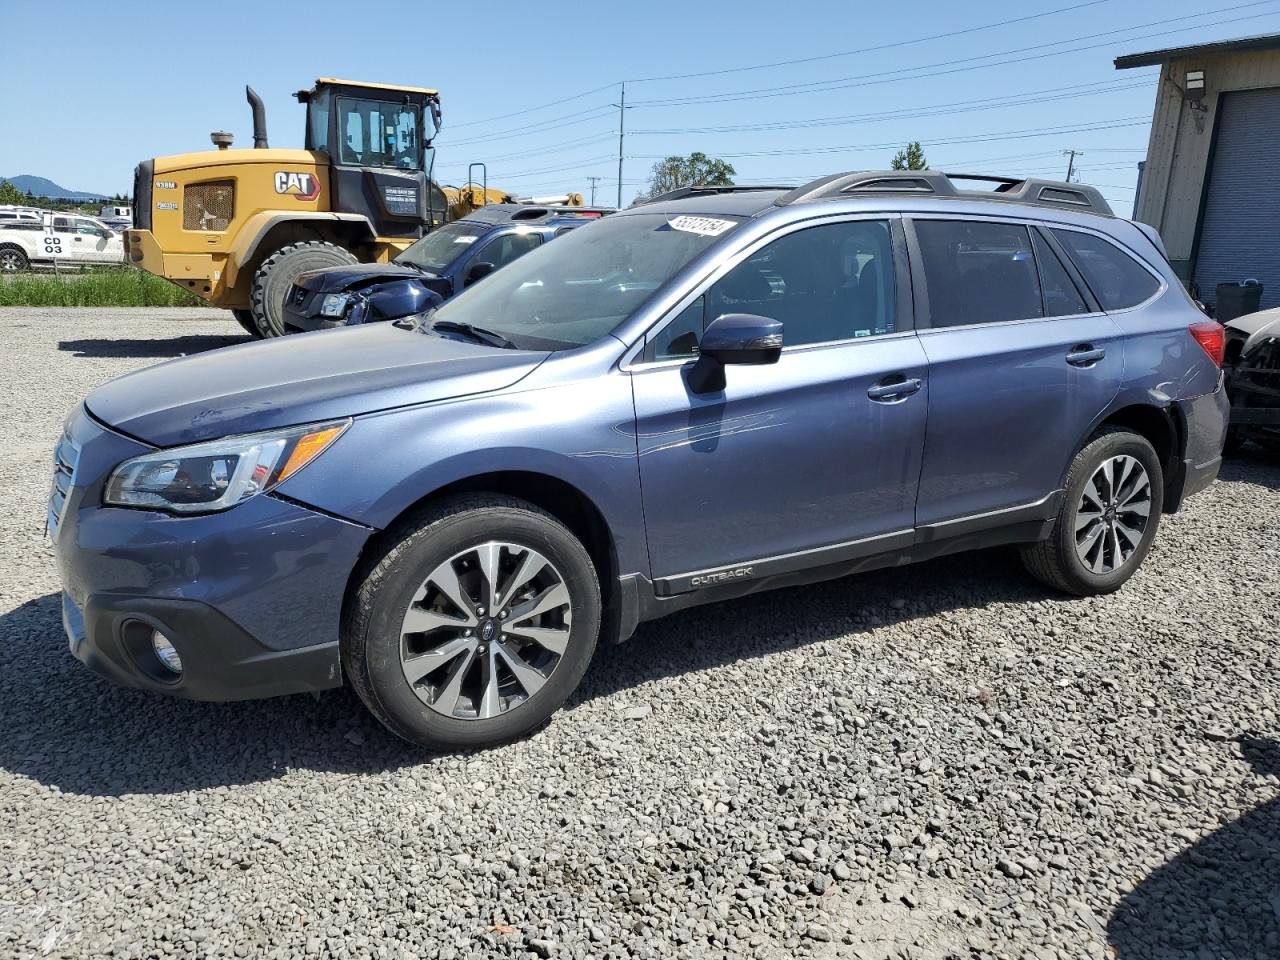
[687,313,783,393]
[464,261,495,287]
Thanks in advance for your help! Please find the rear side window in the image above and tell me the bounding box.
[914,220,1042,327]
[1051,229,1160,310]
[476,231,542,271]
[1031,230,1089,317]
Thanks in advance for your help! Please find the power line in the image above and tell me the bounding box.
[448,83,618,130]
[627,117,1152,162]
[630,2,1280,107]
[627,0,1111,82]
[631,78,1154,136]
[449,105,618,147]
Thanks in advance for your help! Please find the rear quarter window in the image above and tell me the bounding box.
[1051,229,1161,311]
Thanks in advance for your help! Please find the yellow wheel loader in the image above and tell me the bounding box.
[127,80,455,337]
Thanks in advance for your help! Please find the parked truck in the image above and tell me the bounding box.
[0,212,123,271]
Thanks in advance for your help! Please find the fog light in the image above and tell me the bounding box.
[151,629,183,675]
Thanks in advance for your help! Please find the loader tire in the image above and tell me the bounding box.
[250,240,357,338]
[232,309,263,339]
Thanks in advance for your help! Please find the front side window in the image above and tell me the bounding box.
[75,219,109,238]
[1051,229,1160,311]
[648,219,898,360]
[915,220,1043,327]
[336,97,420,170]
[426,212,741,350]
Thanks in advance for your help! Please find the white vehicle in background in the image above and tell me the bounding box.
[98,204,132,232]
[0,206,44,226]
[0,212,124,271]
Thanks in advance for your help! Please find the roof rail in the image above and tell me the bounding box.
[636,184,796,206]
[775,170,1114,216]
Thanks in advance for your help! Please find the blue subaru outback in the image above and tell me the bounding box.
[52,171,1229,749]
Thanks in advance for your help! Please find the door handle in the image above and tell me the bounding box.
[1066,345,1106,367]
[867,377,922,402]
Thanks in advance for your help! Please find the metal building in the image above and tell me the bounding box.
[1117,33,1280,312]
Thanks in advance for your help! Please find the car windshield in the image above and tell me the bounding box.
[423,212,742,350]
[395,222,489,272]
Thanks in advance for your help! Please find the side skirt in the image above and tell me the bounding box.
[616,493,1061,631]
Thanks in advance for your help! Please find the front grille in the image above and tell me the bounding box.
[48,431,80,543]
[183,179,234,231]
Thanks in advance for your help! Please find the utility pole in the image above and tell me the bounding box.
[1063,149,1083,183]
[587,177,601,206]
[615,82,626,209]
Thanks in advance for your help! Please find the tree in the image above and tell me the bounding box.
[890,142,928,171]
[0,180,25,205]
[640,152,736,202]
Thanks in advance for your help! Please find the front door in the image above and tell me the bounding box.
[907,217,1124,527]
[631,217,929,585]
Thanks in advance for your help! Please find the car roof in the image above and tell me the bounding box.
[456,204,611,229]
[626,170,1117,223]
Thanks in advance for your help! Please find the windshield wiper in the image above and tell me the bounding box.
[430,319,518,349]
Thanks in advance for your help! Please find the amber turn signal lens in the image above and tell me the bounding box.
[278,426,346,483]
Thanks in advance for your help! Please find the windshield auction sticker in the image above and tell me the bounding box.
[667,216,735,237]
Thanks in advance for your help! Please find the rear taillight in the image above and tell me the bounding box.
[1189,320,1225,367]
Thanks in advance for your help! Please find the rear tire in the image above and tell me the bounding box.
[1021,427,1163,596]
[0,246,29,272]
[342,495,601,751]
[250,240,357,337]
[232,309,262,339]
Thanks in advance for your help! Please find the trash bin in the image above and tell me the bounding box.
[1216,279,1264,323]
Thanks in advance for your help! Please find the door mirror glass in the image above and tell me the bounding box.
[465,261,495,286]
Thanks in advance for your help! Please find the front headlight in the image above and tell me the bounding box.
[320,293,353,318]
[104,420,350,514]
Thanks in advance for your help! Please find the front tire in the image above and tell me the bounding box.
[0,246,29,272]
[342,495,601,750]
[1021,427,1163,596]
[250,240,357,337]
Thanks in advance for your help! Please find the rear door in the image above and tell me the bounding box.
[631,216,929,586]
[907,216,1124,529]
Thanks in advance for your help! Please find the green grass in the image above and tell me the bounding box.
[0,267,205,307]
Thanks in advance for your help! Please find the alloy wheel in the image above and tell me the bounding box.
[0,251,21,271]
[399,541,572,719]
[1074,455,1152,574]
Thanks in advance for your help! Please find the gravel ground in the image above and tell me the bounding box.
[1,307,1278,960]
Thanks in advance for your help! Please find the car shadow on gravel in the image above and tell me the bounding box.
[1221,448,1280,489]
[57,334,250,359]
[1107,736,1280,958]
[0,594,424,796]
[1,551,1055,796]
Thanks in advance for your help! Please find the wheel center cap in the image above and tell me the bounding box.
[480,619,497,642]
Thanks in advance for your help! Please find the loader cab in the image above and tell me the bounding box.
[297,78,448,239]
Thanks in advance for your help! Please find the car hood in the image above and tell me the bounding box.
[1225,306,1280,355]
[296,262,425,293]
[85,324,549,447]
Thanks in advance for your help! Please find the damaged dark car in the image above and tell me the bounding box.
[1222,307,1280,454]
[281,205,607,332]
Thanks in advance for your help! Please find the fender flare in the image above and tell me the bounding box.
[225,212,376,288]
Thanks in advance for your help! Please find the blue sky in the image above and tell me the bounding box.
[4,0,1280,210]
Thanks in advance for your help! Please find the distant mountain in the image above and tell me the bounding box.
[1,175,108,201]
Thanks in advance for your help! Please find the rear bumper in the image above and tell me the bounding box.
[1167,377,1229,510]
[64,592,342,701]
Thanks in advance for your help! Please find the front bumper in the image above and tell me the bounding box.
[63,592,342,701]
[53,407,372,700]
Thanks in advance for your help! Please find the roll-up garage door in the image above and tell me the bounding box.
[1194,86,1280,312]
